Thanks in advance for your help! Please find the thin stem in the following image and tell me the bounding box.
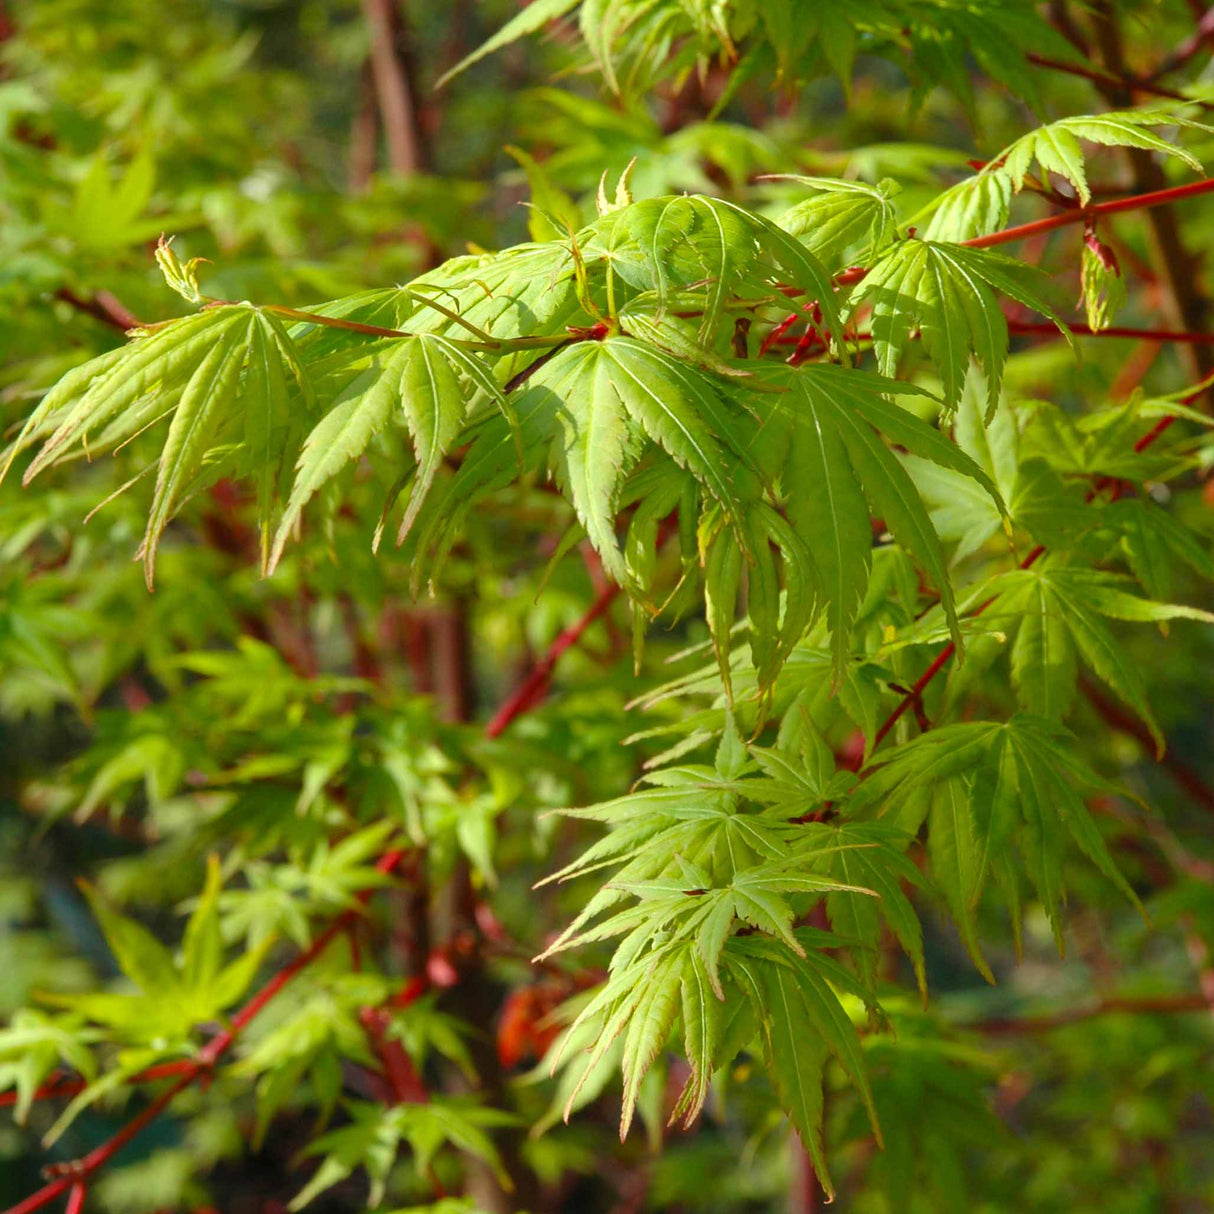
[822,177,1214,296]
[1025,52,1208,106]
[776,322,1214,354]
[54,288,139,333]
[964,177,1214,250]
[485,518,678,738]
[1008,320,1214,344]
[2,851,407,1214]
[261,304,570,353]
[485,581,621,738]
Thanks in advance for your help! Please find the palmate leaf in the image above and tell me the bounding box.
[847,240,1068,413]
[753,362,1003,677]
[44,862,272,1045]
[546,927,880,1180]
[590,193,842,349]
[268,334,497,572]
[852,714,1142,959]
[700,498,818,701]
[539,339,718,584]
[820,823,928,996]
[444,0,1072,110]
[291,1099,513,1210]
[437,0,581,85]
[5,305,315,585]
[775,177,900,267]
[406,241,584,346]
[138,310,258,584]
[922,108,1208,240]
[0,1011,99,1125]
[725,933,881,1197]
[402,336,761,606]
[906,375,1020,565]
[965,564,1214,754]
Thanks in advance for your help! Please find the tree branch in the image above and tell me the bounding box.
[1026,52,1209,107]
[53,288,139,332]
[2,850,407,1214]
[360,0,425,174]
[485,580,622,739]
[1090,3,1214,388]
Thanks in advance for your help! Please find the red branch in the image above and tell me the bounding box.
[829,179,1214,294]
[965,177,1214,250]
[485,581,622,738]
[486,518,679,738]
[1025,52,1208,107]
[4,851,406,1214]
[777,322,1214,357]
[1008,320,1214,344]
[53,289,139,333]
[1081,676,1214,814]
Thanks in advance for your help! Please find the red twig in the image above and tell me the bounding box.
[485,518,678,738]
[810,179,1214,299]
[965,177,1214,250]
[62,1185,85,1214]
[3,851,406,1214]
[53,289,139,333]
[776,322,1214,352]
[360,1005,428,1104]
[485,582,622,738]
[1025,52,1208,107]
[1008,320,1214,344]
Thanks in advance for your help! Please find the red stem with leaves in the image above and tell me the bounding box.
[7,159,1214,1214]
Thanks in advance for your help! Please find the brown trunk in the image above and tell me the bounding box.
[360,0,426,174]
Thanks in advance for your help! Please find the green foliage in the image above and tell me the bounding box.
[4,2,1214,1213]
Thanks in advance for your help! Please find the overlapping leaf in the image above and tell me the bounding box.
[4,305,315,584]
[923,110,1208,241]
[269,333,501,571]
[846,240,1068,413]
[852,714,1143,967]
[974,564,1214,753]
[752,362,1003,675]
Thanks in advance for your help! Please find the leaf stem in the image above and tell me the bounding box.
[485,516,678,737]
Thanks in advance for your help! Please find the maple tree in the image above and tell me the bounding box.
[2,1,1214,1211]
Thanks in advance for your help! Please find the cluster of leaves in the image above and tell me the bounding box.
[445,0,1083,110]
[4,1,1214,1212]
